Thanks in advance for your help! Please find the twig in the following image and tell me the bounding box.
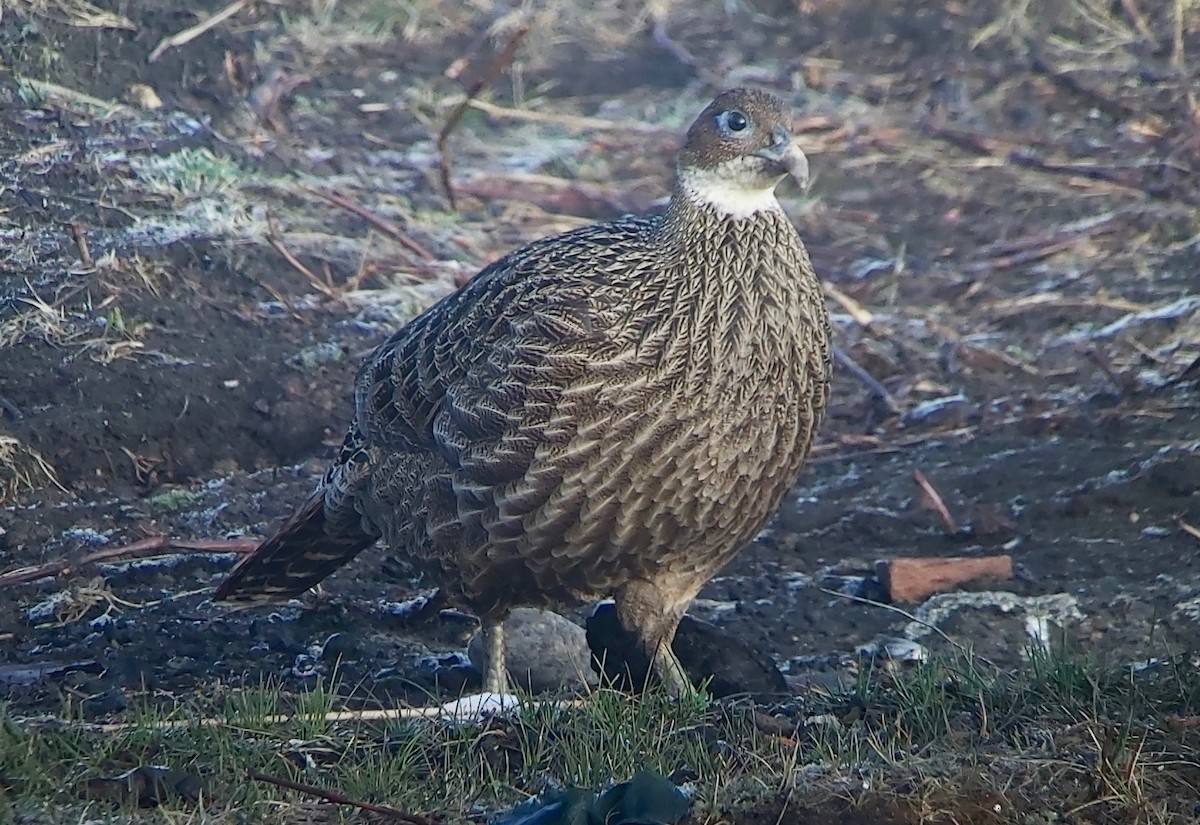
[1177,517,1200,544]
[817,588,977,660]
[807,426,978,465]
[651,11,697,67]
[454,172,637,217]
[964,212,1120,272]
[823,281,877,329]
[466,98,667,134]
[148,0,249,63]
[833,346,901,416]
[265,213,340,300]
[0,395,22,420]
[1083,346,1139,394]
[965,236,1087,273]
[68,222,94,272]
[0,536,259,589]
[912,469,958,534]
[1027,45,1137,123]
[246,770,439,824]
[14,77,130,117]
[1173,0,1187,69]
[1119,0,1154,42]
[436,23,531,210]
[1163,353,1200,387]
[301,186,434,260]
[981,292,1147,322]
[1008,150,1144,193]
[94,697,588,732]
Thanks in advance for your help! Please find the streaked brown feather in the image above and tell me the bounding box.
[216,88,833,683]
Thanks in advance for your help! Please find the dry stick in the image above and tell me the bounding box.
[911,469,958,534]
[807,426,978,465]
[817,588,980,661]
[832,346,901,417]
[265,213,339,300]
[13,78,131,117]
[1164,353,1200,387]
[822,281,878,330]
[1173,0,1187,69]
[0,395,22,420]
[436,23,531,211]
[1008,151,1144,193]
[466,98,668,134]
[68,222,94,271]
[1119,0,1155,42]
[821,283,902,415]
[964,236,1089,273]
[0,536,259,589]
[96,697,589,732]
[1177,517,1200,544]
[148,0,249,62]
[1026,44,1138,122]
[923,122,1156,198]
[246,769,439,824]
[301,186,435,260]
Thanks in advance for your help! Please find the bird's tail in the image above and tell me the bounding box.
[214,490,377,602]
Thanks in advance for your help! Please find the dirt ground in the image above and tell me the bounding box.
[1,0,1199,818]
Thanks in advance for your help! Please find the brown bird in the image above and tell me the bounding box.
[215,88,832,695]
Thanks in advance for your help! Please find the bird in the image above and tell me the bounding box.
[214,87,832,696]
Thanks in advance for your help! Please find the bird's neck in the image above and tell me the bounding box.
[668,170,784,222]
[657,181,802,273]
[648,179,820,352]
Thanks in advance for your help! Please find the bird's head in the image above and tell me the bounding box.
[674,88,808,220]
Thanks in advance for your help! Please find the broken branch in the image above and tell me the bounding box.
[0,536,258,589]
[436,23,531,210]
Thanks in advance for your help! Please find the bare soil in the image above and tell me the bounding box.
[1,0,1198,821]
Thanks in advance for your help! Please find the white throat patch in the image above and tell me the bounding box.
[678,166,783,220]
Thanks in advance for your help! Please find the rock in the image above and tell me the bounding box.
[81,685,129,715]
[586,602,789,700]
[467,608,598,694]
[877,555,1013,604]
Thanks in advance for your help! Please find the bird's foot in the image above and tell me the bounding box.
[653,643,701,700]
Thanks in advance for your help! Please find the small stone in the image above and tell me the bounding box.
[877,555,1013,604]
[467,608,597,693]
[857,637,927,664]
[903,394,970,428]
[82,686,128,715]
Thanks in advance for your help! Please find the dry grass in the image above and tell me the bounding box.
[2,0,136,31]
[0,435,64,504]
[0,287,73,349]
[2,647,1198,824]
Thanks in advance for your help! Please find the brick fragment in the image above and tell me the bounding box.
[876,555,1014,604]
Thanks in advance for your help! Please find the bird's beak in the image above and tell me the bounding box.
[756,127,809,190]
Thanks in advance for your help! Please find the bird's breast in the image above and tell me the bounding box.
[508,228,830,593]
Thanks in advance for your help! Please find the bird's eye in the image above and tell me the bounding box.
[718,109,751,136]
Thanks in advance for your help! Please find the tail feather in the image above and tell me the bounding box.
[214,491,377,602]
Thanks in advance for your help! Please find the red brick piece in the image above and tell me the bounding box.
[877,556,1014,604]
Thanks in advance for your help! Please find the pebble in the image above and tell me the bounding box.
[467,608,598,694]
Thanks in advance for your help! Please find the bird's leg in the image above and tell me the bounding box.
[617,580,699,698]
[651,637,696,698]
[482,618,510,695]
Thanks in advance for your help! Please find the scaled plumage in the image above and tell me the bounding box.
[216,88,833,694]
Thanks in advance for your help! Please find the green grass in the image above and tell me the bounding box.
[2,644,1198,824]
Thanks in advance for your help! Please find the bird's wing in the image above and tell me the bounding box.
[353,217,656,464]
[215,216,658,604]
